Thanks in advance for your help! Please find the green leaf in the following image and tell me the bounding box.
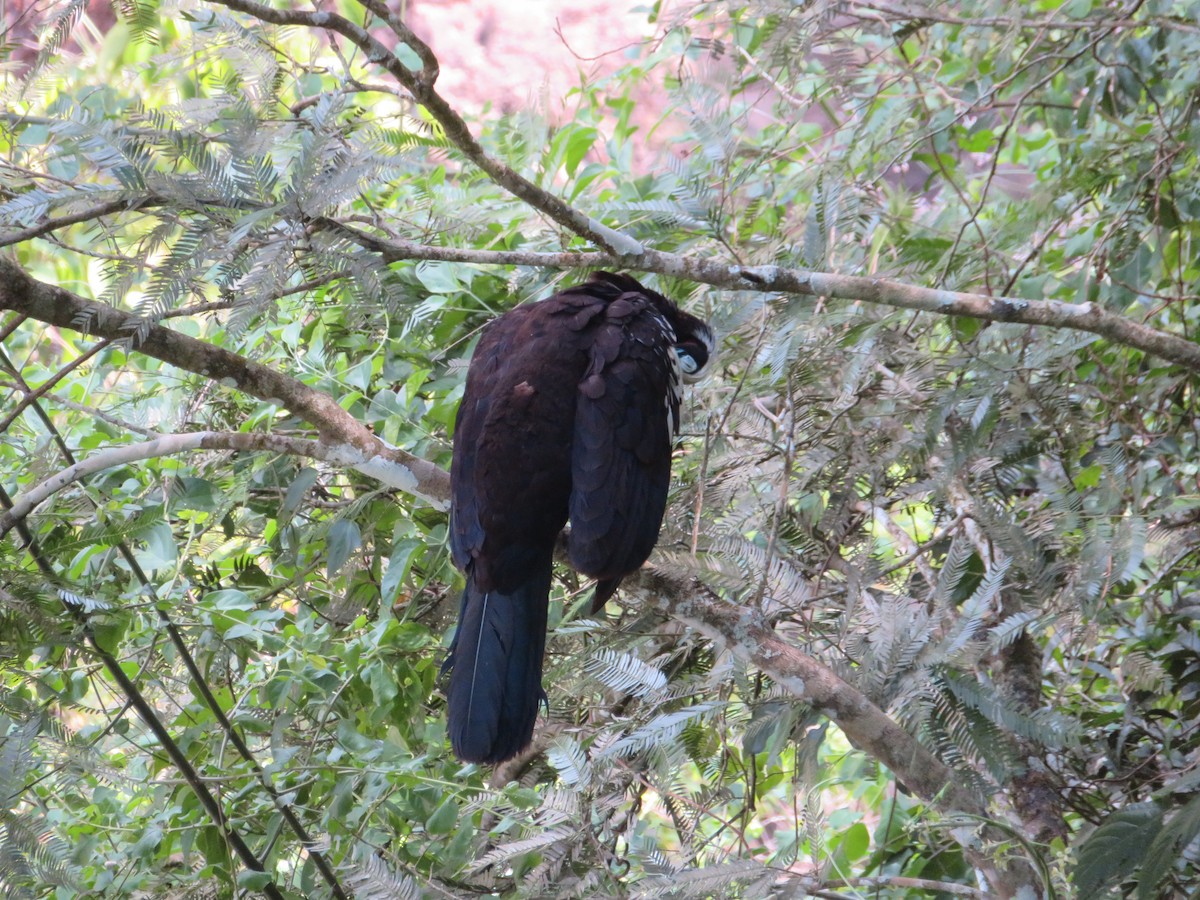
[195,825,227,867]
[236,870,276,890]
[381,538,422,606]
[206,589,255,611]
[90,617,128,656]
[564,125,598,176]
[1074,803,1163,897]
[130,823,163,860]
[957,127,996,152]
[837,822,870,863]
[142,522,177,568]
[414,262,463,294]
[426,797,459,835]
[281,467,319,520]
[363,659,398,707]
[1074,464,1103,490]
[1137,794,1200,899]
[327,520,362,578]
[174,476,218,511]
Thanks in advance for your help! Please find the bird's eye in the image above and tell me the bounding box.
[676,347,700,375]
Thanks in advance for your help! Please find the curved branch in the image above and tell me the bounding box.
[0,258,450,507]
[0,430,437,540]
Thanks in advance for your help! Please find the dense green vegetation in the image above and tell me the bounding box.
[2,0,1199,896]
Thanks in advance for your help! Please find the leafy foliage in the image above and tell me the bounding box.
[1,0,1199,897]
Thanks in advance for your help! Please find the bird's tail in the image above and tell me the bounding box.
[444,556,552,764]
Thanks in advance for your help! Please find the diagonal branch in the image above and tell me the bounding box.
[202,0,642,256]
[0,336,114,434]
[0,483,290,900]
[0,258,450,507]
[629,567,1043,898]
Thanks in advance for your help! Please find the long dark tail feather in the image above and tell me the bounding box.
[444,556,552,764]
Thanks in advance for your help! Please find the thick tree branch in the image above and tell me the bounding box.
[322,221,1200,374]
[0,258,450,507]
[628,568,1043,898]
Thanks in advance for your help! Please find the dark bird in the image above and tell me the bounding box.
[444,271,714,764]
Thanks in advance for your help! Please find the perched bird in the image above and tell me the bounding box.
[444,271,714,764]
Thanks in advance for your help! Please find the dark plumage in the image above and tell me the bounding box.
[443,271,714,764]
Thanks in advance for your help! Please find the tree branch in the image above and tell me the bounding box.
[201,0,642,257]
[321,220,1200,374]
[196,0,1200,374]
[0,350,352,899]
[0,258,450,507]
[628,567,1044,898]
[0,197,136,248]
[0,484,289,900]
[9,1,1194,378]
[0,430,429,540]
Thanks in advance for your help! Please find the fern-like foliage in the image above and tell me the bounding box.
[342,853,422,900]
[0,713,82,897]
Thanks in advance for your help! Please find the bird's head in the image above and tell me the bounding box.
[585,270,716,382]
[673,315,715,383]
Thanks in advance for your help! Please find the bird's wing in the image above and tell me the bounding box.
[449,299,586,590]
[448,314,510,574]
[567,295,680,590]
